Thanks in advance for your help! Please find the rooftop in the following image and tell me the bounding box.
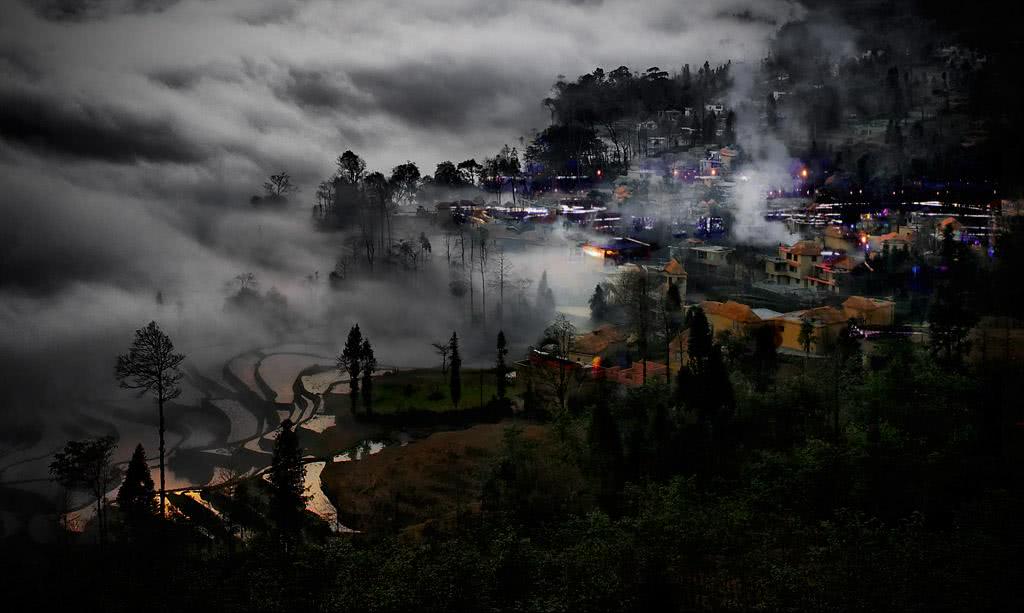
[690,244,733,253]
[843,295,893,311]
[574,324,628,355]
[703,300,762,324]
[663,258,687,275]
[785,240,823,256]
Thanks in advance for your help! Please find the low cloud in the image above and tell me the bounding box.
[0,0,805,451]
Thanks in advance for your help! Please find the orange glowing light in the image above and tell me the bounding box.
[583,245,606,258]
[711,168,717,176]
[800,168,808,178]
[591,356,602,368]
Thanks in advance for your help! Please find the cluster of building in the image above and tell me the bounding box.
[703,295,894,356]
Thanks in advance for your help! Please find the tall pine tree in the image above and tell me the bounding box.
[588,284,608,321]
[360,338,377,414]
[338,324,363,411]
[117,443,156,539]
[116,321,185,518]
[269,419,306,544]
[495,331,508,400]
[449,332,462,409]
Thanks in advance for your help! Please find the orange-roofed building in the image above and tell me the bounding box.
[603,361,668,387]
[805,255,855,294]
[843,296,895,326]
[569,324,629,365]
[702,300,769,336]
[823,225,856,251]
[866,228,914,254]
[936,217,963,240]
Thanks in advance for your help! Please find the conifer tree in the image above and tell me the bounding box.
[587,386,623,511]
[496,331,508,400]
[588,284,608,321]
[338,324,363,410]
[360,338,377,414]
[449,332,462,409]
[117,443,156,538]
[269,419,306,543]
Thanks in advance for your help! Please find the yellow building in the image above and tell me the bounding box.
[774,306,848,355]
[764,240,824,287]
[843,296,895,326]
[702,300,766,337]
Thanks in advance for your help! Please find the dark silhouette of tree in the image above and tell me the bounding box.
[457,158,483,185]
[432,341,451,374]
[117,443,156,540]
[677,308,733,430]
[767,93,778,129]
[702,110,718,143]
[360,338,377,414]
[929,281,977,368]
[660,280,683,374]
[116,321,185,518]
[929,225,978,369]
[588,284,608,321]
[336,150,366,184]
[751,324,779,392]
[338,324,363,410]
[389,161,421,207]
[536,270,556,315]
[540,314,578,411]
[496,331,509,400]
[829,320,863,438]
[798,319,815,357]
[263,171,297,199]
[315,180,335,217]
[50,436,117,543]
[433,161,465,188]
[723,109,737,144]
[614,269,654,383]
[489,247,513,324]
[449,332,462,409]
[269,419,306,544]
[587,385,623,511]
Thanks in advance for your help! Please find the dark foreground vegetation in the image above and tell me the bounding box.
[6,309,1024,612]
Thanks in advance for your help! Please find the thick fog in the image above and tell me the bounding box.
[0,0,810,494]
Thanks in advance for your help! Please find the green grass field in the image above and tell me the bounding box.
[371,368,515,413]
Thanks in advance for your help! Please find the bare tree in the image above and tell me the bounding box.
[538,314,578,411]
[457,227,466,267]
[263,171,298,198]
[512,276,534,311]
[442,230,455,265]
[613,269,655,384]
[488,247,514,324]
[115,321,185,517]
[315,180,335,217]
[432,341,452,374]
[234,272,257,291]
[477,228,490,327]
